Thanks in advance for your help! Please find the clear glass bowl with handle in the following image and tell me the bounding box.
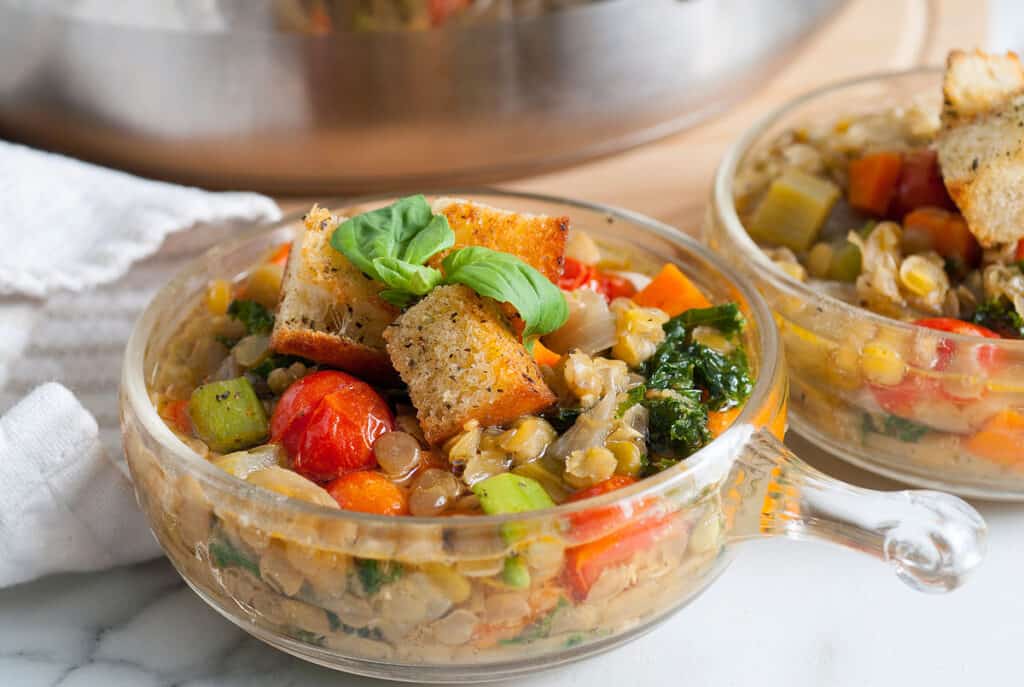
[705,67,1024,500]
[120,191,986,682]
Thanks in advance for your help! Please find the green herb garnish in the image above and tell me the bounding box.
[330,195,569,344]
[354,558,404,595]
[545,406,583,433]
[227,299,274,335]
[442,246,569,345]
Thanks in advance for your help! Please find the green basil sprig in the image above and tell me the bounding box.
[442,246,569,343]
[330,195,568,341]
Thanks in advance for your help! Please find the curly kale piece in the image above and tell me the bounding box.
[227,299,275,335]
[643,389,711,458]
[971,298,1024,339]
[354,558,403,595]
[663,303,746,337]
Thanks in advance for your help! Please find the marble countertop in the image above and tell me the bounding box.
[3,436,1020,687]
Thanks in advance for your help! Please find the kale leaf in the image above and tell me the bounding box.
[645,341,752,411]
[862,413,930,443]
[354,558,403,595]
[227,299,275,335]
[664,303,746,337]
[544,406,583,434]
[616,385,646,417]
[643,389,711,458]
[641,454,682,478]
[972,298,1024,339]
[208,539,260,577]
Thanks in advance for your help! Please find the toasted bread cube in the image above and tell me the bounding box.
[942,49,1024,123]
[430,198,568,282]
[938,51,1024,246]
[383,285,556,445]
[271,206,398,381]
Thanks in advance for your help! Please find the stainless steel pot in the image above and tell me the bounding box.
[0,0,846,193]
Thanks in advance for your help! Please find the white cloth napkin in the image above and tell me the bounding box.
[0,141,281,586]
[0,384,162,587]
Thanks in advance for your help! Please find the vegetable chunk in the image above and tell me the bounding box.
[188,377,269,453]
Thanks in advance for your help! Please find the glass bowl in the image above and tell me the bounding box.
[706,68,1024,501]
[121,191,985,682]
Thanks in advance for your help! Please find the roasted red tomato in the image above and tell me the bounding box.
[270,370,393,482]
[559,257,637,302]
[894,149,955,216]
[557,257,595,291]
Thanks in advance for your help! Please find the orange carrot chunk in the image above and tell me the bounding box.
[707,407,742,437]
[633,263,711,317]
[326,471,408,515]
[531,339,563,367]
[848,151,903,216]
[902,207,980,266]
[964,409,1024,467]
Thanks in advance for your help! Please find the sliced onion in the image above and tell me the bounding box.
[543,288,616,355]
[547,391,617,462]
[232,334,271,368]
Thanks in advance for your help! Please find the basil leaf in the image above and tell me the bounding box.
[373,257,444,296]
[441,246,569,341]
[330,195,454,282]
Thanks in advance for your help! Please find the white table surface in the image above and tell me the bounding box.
[2,433,1020,687]
[4,5,1024,687]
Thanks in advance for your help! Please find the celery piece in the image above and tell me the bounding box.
[749,168,840,252]
[189,377,269,453]
[472,473,555,515]
[502,555,531,589]
[826,241,863,282]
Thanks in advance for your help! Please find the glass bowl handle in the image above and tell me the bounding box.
[723,429,987,593]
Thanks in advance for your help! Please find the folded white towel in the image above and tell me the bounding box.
[0,384,163,587]
[0,140,280,297]
[0,141,282,586]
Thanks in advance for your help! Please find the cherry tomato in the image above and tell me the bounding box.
[270,371,393,482]
[558,257,594,291]
[914,318,1001,371]
[591,272,638,302]
[327,471,408,515]
[894,149,955,217]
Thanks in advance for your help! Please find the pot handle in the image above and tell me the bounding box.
[723,429,986,593]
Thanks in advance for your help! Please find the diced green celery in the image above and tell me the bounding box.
[189,377,269,453]
[472,473,555,514]
[502,555,531,588]
[826,241,862,282]
[512,461,571,503]
[749,168,840,252]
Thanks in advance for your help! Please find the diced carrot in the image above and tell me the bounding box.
[707,407,742,437]
[964,409,1024,467]
[326,471,408,515]
[563,511,679,601]
[531,340,562,367]
[567,476,642,543]
[268,242,292,267]
[903,207,980,266]
[161,399,192,435]
[848,151,903,216]
[633,263,711,316]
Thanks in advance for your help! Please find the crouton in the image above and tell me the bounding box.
[271,206,398,381]
[383,285,556,445]
[937,50,1024,246]
[942,49,1024,123]
[430,198,568,282]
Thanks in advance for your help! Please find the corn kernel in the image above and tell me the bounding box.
[899,255,942,297]
[861,341,906,386]
[204,279,231,315]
